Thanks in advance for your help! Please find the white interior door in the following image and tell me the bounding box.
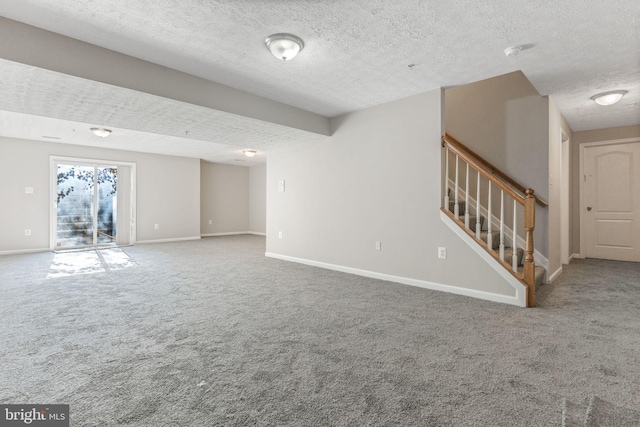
[584,142,640,262]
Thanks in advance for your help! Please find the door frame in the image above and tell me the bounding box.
[579,137,640,258]
[49,155,137,250]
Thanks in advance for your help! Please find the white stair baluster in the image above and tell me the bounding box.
[499,190,505,261]
[487,181,492,250]
[476,171,481,239]
[444,147,450,209]
[512,200,518,272]
[454,155,459,219]
[465,163,470,228]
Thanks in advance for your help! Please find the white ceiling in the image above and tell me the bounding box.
[0,0,638,164]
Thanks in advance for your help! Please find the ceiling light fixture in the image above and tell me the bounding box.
[504,46,523,57]
[91,127,112,138]
[265,33,304,61]
[243,150,257,157]
[591,90,627,106]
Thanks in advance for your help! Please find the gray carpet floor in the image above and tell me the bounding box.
[1,235,639,426]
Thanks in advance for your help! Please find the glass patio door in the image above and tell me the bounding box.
[56,163,118,249]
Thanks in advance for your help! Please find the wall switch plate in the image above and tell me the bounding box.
[208,220,212,225]
[154,224,159,230]
[278,180,285,192]
[278,231,283,239]
[438,247,447,259]
[375,241,381,251]
[24,229,31,236]
[25,187,34,194]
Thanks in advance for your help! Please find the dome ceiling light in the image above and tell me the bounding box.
[265,33,304,61]
[504,46,523,57]
[91,127,112,137]
[243,150,257,157]
[591,90,628,106]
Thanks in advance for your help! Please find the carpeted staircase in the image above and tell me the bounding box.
[447,196,546,289]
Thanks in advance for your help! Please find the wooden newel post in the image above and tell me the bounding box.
[524,189,536,307]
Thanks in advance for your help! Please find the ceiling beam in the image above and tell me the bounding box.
[0,16,330,136]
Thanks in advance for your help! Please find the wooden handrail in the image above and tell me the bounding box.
[445,141,525,205]
[442,134,548,207]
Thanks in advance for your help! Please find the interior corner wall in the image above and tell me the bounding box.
[571,125,640,255]
[200,161,250,234]
[548,96,573,276]
[249,164,266,234]
[266,89,520,299]
[444,71,550,259]
[0,137,200,253]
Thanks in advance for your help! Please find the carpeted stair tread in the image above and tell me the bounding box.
[448,200,467,215]
[480,230,501,249]
[501,247,524,266]
[517,265,546,288]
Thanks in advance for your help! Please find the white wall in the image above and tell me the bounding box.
[250,164,266,234]
[445,71,550,259]
[266,89,520,300]
[200,161,250,234]
[548,97,573,277]
[0,137,201,253]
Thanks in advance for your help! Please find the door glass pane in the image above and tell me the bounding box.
[97,167,117,245]
[56,164,95,248]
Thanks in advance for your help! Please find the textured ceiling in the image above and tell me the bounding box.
[0,0,638,164]
[0,59,327,164]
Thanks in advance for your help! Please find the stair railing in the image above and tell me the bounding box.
[442,134,547,307]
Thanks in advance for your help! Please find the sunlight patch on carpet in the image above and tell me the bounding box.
[47,248,135,278]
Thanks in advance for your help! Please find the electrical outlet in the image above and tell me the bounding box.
[208,220,212,225]
[375,241,381,251]
[24,229,31,236]
[278,231,283,239]
[25,187,34,194]
[438,247,447,259]
[154,224,159,230]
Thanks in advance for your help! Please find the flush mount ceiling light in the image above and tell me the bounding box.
[243,150,257,157]
[591,90,628,106]
[91,127,112,138]
[504,45,523,57]
[265,33,304,61]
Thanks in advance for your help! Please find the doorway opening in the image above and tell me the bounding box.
[50,157,136,250]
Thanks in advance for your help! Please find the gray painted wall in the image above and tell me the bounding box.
[266,89,517,297]
[250,164,267,234]
[0,137,200,252]
[444,71,550,260]
[200,161,250,234]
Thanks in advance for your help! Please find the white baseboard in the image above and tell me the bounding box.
[572,253,585,260]
[136,236,201,244]
[201,231,266,237]
[0,247,50,256]
[548,266,563,283]
[265,251,525,307]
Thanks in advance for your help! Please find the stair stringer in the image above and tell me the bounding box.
[440,210,527,307]
[447,178,549,278]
